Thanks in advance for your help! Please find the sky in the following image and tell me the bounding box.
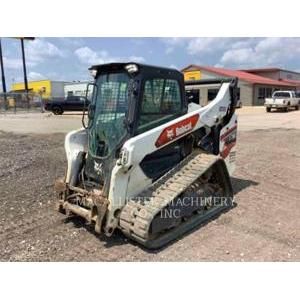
[1,37,300,91]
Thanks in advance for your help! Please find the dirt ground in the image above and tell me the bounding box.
[0,108,299,261]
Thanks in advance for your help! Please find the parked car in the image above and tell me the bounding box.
[44,95,90,115]
[265,91,300,112]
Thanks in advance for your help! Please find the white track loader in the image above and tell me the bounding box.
[55,62,238,248]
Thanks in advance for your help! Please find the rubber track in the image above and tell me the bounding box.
[119,151,228,249]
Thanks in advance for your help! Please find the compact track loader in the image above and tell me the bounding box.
[55,62,238,248]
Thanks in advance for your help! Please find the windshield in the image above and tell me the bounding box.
[273,92,290,98]
[88,72,129,158]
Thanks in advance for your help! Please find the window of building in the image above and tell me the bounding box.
[67,91,73,96]
[207,88,219,101]
[236,88,240,100]
[185,89,200,104]
[258,87,268,99]
[259,87,278,99]
[207,87,241,102]
[138,78,182,133]
[266,87,272,98]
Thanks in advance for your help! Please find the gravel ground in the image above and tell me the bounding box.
[1,106,300,133]
[0,126,299,261]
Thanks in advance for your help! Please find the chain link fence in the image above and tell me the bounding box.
[0,92,45,113]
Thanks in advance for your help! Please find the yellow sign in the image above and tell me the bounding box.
[11,80,51,99]
[184,70,201,81]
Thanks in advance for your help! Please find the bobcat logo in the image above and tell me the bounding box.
[94,161,104,176]
[166,129,175,140]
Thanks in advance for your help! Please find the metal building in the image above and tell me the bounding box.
[11,80,69,99]
[64,81,91,98]
[182,65,300,106]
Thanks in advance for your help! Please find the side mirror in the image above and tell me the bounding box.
[88,104,95,120]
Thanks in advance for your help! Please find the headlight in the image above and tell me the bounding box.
[89,69,97,78]
[120,148,129,166]
[125,64,138,74]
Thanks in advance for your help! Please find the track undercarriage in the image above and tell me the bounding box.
[119,151,234,248]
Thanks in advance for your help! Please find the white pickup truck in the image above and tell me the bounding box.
[265,91,300,112]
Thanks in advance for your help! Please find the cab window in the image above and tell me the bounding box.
[138,78,182,133]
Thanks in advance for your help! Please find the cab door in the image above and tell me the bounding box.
[137,77,186,180]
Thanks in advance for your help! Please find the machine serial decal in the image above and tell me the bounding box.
[155,114,199,148]
[220,125,237,159]
[220,125,237,140]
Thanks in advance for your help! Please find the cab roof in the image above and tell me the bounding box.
[88,62,183,79]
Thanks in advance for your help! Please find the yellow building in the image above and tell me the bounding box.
[11,80,68,99]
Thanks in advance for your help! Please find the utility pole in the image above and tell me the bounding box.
[0,38,7,109]
[20,38,29,93]
[20,38,29,108]
[16,37,34,109]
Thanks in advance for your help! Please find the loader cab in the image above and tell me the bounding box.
[88,62,187,134]
[87,63,187,153]
[85,62,187,185]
